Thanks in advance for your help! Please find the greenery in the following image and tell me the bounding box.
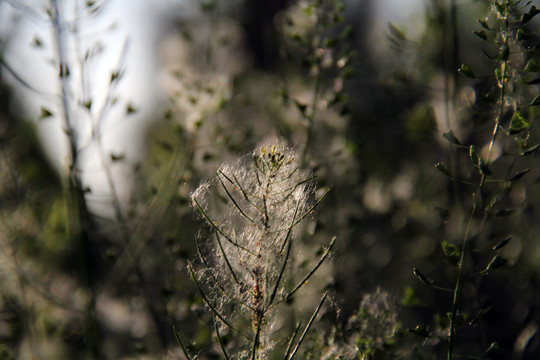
[1,0,540,359]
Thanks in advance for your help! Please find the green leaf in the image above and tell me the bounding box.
[474,30,488,41]
[469,145,490,174]
[110,153,125,161]
[458,63,476,78]
[401,286,420,306]
[468,304,493,326]
[442,130,461,145]
[407,325,430,338]
[435,162,452,178]
[38,107,53,120]
[530,95,540,106]
[469,145,481,167]
[494,2,506,15]
[413,268,432,286]
[441,241,460,257]
[524,58,540,72]
[126,103,137,114]
[59,64,70,78]
[522,144,540,156]
[508,168,530,181]
[477,19,490,30]
[482,343,500,356]
[441,241,461,266]
[482,255,508,273]
[32,36,43,47]
[81,100,92,110]
[110,70,123,83]
[509,111,529,134]
[522,6,540,24]
[492,237,511,250]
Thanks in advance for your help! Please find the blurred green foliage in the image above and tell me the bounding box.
[1,0,540,359]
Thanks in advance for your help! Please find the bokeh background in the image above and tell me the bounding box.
[1,0,540,358]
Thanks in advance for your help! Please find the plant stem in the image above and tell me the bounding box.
[448,4,509,358]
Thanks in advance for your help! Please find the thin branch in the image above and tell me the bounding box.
[284,236,336,303]
[291,188,330,227]
[172,325,194,360]
[266,234,292,311]
[196,235,255,305]
[188,262,252,341]
[283,322,302,360]
[193,197,254,255]
[288,292,328,360]
[213,315,232,360]
[217,171,258,226]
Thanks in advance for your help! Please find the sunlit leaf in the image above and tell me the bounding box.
[509,111,529,134]
[441,241,460,257]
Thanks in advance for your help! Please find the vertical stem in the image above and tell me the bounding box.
[50,1,102,357]
[448,4,509,358]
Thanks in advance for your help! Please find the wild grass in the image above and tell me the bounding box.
[0,0,539,359]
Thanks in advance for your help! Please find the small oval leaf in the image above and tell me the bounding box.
[458,63,476,78]
[442,130,461,145]
[508,168,530,181]
[435,162,452,178]
[492,237,512,250]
